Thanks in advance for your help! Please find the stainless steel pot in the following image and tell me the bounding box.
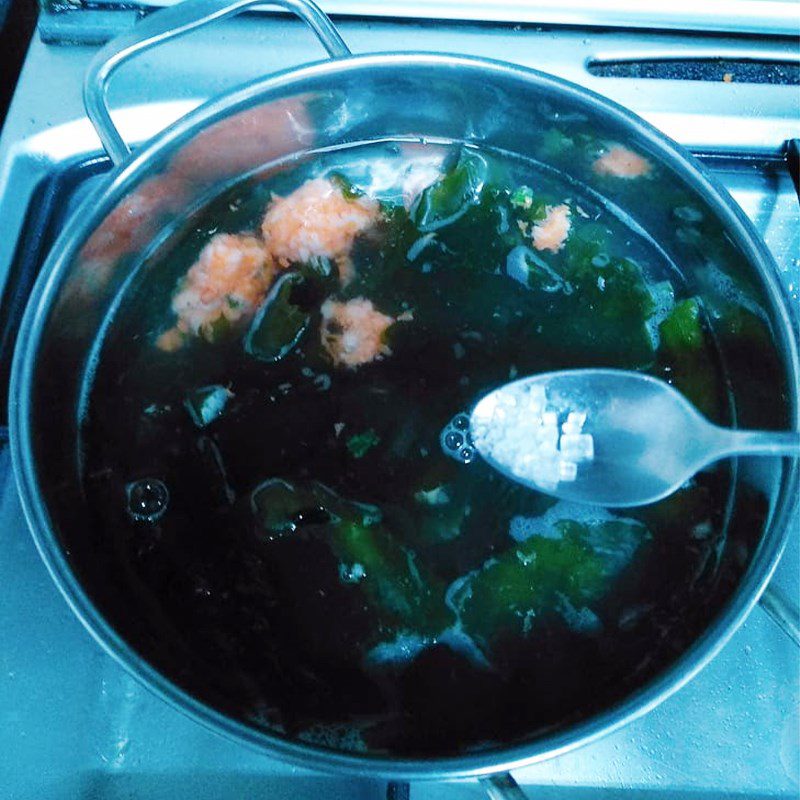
[9,0,799,795]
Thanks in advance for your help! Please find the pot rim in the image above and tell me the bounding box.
[9,51,799,780]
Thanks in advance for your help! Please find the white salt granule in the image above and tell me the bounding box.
[541,410,558,428]
[560,433,594,460]
[559,461,578,481]
[470,381,594,490]
[562,410,587,434]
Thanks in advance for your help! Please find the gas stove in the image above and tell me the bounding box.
[0,5,798,798]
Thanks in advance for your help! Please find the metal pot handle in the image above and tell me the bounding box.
[83,0,350,166]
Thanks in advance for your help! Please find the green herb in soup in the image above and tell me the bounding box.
[82,140,760,756]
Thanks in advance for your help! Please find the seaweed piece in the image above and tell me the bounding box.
[328,171,365,201]
[660,297,704,351]
[346,428,381,459]
[454,518,649,644]
[525,255,659,368]
[402,479,471,548]
[251,479,341,541]
[244,272,310,363]
[657,297,724,420]
[184,384,233,427]
[506,245,569,293]
[200,312,234,344]
[509,186,551,226]
[249,479,451,636]
[564,221,612,275]
[537,127,577,159]
[582,257,656,326]
[412,150,489,232]
[333,520,451,635]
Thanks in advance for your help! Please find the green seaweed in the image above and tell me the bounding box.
[333,520,451,635]
[564,222,612,275]
[456,519,649,644]
[200,311,234,344]
[660,298,704,351]
[528,255,660,368]
[346,429,381,459]
[244,273,310,363]
[328,171,365,201]
[183,384,232,427]
[657,297,723,420]
[412,150,489,232]
[250,479,451,635]
[509,185,549,222]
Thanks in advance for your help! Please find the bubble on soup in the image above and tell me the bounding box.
[125,478,169,523]
[441,412,477,464]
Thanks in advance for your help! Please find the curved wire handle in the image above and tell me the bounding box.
[83,0,350,166]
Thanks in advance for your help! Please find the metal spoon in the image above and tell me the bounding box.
[469,368,799,507]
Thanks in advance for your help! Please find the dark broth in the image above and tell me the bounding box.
[82,141,745,755]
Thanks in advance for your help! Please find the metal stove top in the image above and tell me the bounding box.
[0,8,798,799]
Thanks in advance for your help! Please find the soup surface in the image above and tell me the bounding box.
[82,140,754,755]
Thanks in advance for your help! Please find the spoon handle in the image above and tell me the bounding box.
[718,429,800,457]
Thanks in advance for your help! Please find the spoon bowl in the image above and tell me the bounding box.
[470,369,799,507]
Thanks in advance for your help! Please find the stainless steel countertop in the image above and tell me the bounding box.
[0,14,797,799]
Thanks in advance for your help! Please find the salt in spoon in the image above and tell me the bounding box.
[467,368,799,507]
